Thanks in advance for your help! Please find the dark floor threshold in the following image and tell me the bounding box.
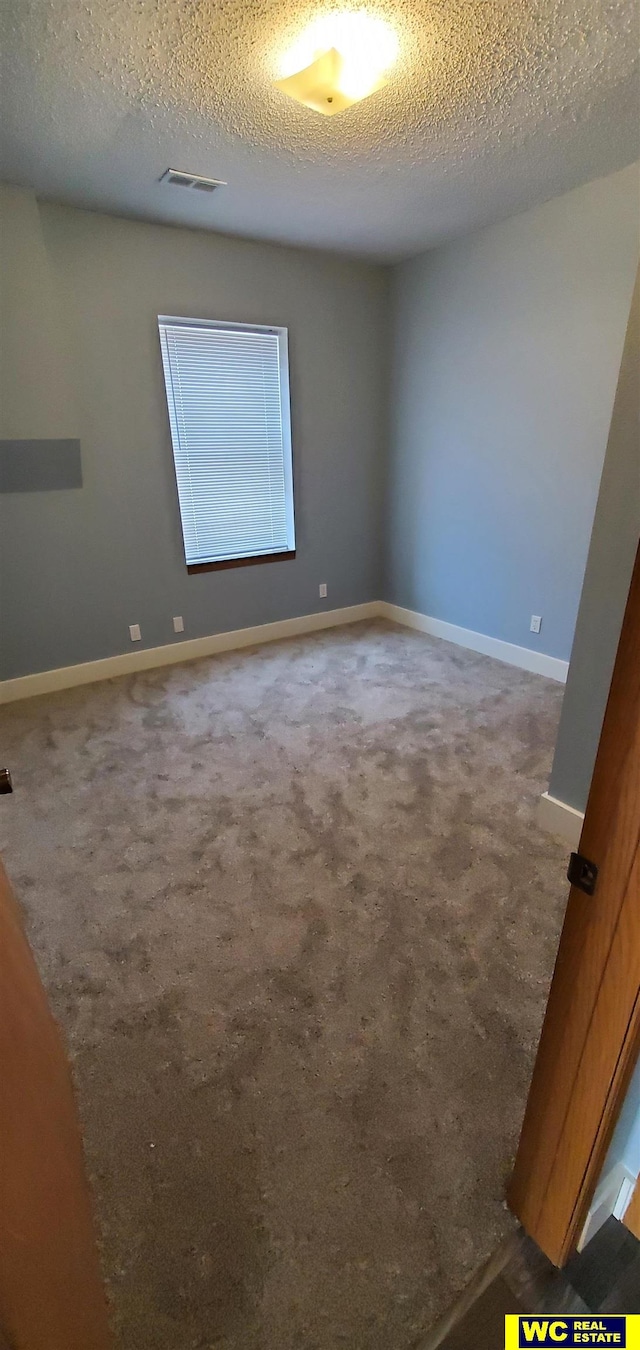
[420,1217,640,1350]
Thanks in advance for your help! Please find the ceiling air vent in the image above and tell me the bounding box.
[161,168,227,193]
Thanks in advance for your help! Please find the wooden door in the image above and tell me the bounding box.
[508,542,640,1265]
[623,1180,640,1241]
[0,858,112,1349]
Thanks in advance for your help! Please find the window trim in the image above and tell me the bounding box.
[187,549,296,576]
[158,314,296,571]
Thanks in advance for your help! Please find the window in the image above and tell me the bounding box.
[158,316,296,570]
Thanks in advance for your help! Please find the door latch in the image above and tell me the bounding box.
[567,851,598,896]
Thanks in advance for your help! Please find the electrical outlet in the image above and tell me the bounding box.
[129,623,141,642]
[319,583,328,599]
[173,615,184,633]
[530,615,542,634]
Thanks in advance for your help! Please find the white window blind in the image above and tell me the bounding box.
[158,316,295,567]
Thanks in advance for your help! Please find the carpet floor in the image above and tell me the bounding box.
[0,620,568,1350]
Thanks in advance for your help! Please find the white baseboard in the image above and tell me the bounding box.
[537,791,584,849]
[0,602,379,704]
[578,1160,637,1252]
[0,599,572,705]
[378,602,569,683]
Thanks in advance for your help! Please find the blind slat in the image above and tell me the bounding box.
[158,318,295,566]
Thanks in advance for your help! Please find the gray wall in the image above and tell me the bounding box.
[1,167,638,690]
[385,165,639,662]
[0,186,78,440]
[0,194,388,679]
[548,268,640,812]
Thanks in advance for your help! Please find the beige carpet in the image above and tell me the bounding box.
[0,620,568,1350]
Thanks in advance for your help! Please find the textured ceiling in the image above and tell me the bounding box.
[1,0,638,259]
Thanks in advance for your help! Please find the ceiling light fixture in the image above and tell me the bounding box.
[275,12,398,116]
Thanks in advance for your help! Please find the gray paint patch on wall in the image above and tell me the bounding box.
[0,439,82,492]
[0,197,388,680]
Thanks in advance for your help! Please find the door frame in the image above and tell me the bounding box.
[507,541,640,1265]
[623,1178,640,1241]
[0,858,112,1349]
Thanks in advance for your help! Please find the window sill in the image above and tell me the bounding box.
[187,550,296,575]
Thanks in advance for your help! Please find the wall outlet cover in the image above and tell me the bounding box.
[530,615,542,634]
[173,615,184,633]
[319,583,328,598]
[129,623,141,642]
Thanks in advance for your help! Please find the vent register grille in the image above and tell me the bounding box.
[161,168,226,193]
